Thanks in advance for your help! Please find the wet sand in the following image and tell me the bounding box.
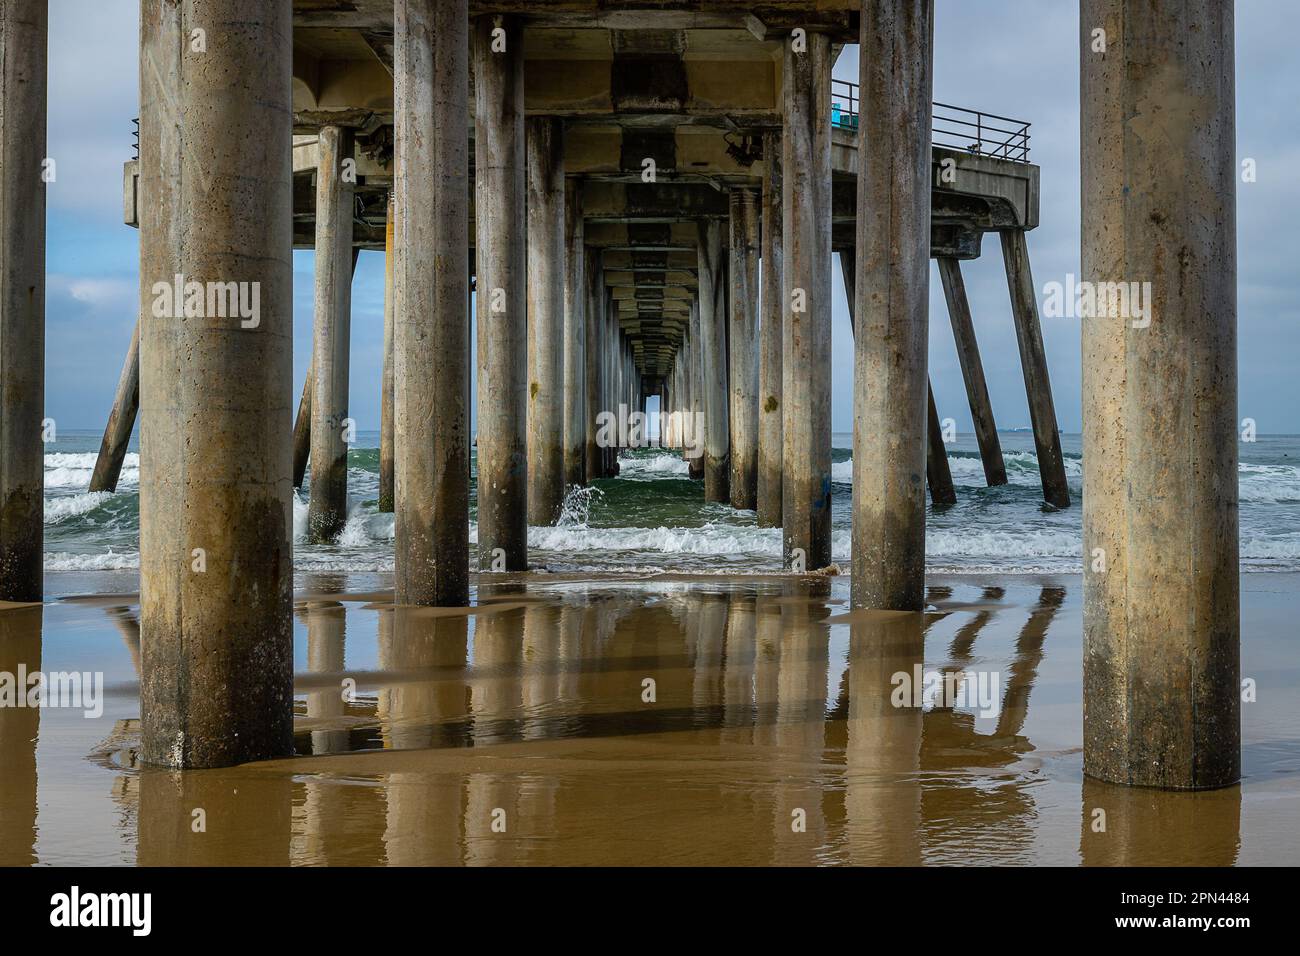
[2,570,1298,866]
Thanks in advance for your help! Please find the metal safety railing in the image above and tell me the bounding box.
[830,78,1032,163]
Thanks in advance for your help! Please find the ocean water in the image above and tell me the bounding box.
[42,429,1300,575]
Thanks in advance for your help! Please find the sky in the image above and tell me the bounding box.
[43,0,1300,434]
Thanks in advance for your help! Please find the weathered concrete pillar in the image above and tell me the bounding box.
[563,181,586,487]
[138,0,294,767]
[687,298,705,481]
[851,0,933,608]
[1081,0,1238,789]
[757,132,783,527]
[696,219,729,502]
[306,125,356,542]
[583,246,604,482]
[0,0,46,602]
[781,31,833,570]
[291,358,312,487]
[89,320,139,493]
[526,117,565,525]
[728,189,760,510]
[395,0,470,603]
[379,192,395,512]
[925,384,956,505]
[937,256,1005,486]
[1001,228,1070,509]
[474,14,526,570]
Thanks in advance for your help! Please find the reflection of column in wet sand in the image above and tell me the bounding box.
[305,601,348,755]
[106,606,141,678]
[0,606,41,866]
[137,768,293,866]
[1080,778,1240,866]
[946,586,1005,671]
[845,611,924,865]
[464,599,527,865]
[752,598,781,741]
[690,592,728,716]
[378,607,470,866]
[993,586,1061,739]
[721,592,757,736]
[770,594,831,864]
[294,600,390,864]
[521,602,563,740]
[556,603,586,704]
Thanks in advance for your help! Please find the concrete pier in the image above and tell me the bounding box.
[925,384,956,505]
[138,0,294,767]
[688,299,705,481]
[306,124,355,543]
[1001,228,1069,509]
[851,0,934,609]
[584,245,604,481]
[89,320,138,493]
[781,31,833,570]
[696,218,729,502]
[379,192,395,512]
[1080,0,1239,789]
[563,181,586,488]
[728,189,760,511]
[291,358,312,487]
[526,117,566,524]
[938,256,1006,486]
[474,14,527,571]
[757,132,783,527]
[0,0,46,602]
[395,0,470,604]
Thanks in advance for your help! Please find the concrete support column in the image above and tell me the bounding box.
[0,0,46,601]
[526,117,565,525]
[583,246,604,482]
[728,189,760,510]
[696,219,729,502]
[757,132,783,528]
[851,0,934,609]
[562,180,586,487]
[306,125,355,542]
[396,0,470,604]
[138,0,294,767]
[1001,229,1070,508]
[1081,0,1238,789]
[474,14,527,570]
[781,31,833,569]
[938,256,1005,486]
[89,320,139,494]
[688,298,705,480]
[379,192,395,512]
[925,385,956,505]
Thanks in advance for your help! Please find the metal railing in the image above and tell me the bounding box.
[830,78,1032,163]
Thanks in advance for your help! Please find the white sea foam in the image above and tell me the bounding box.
[44,452,140,490]
[618,454,691,478]
[44,491,114,524]
[45,549,140,571]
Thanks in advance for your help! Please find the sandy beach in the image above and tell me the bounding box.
[2,569,1296,866]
